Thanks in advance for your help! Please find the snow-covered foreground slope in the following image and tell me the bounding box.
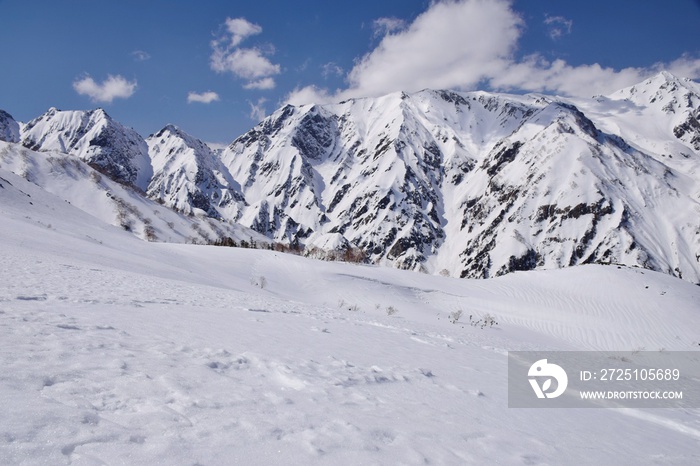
[1,168,700,465]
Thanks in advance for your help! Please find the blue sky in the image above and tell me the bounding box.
[1,0,699,144]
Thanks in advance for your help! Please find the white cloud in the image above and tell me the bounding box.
[321,62,344,79]
[664,53,700,79]
[73,74,137,103]
[210,47,280,85]
[544,15,573,40]
[287,0,521,104]
[187,91,220,104]
[348,0,521,96]
[248,97,268,121]
[491,54,700,97]
[225,17,263,47]
[210,17,280,90]
[243,77,276,90]
[131,50,151,62]
[489,58,649,97]
[286,85,333,106]
[372,17,407,37]
[286,0,700,106]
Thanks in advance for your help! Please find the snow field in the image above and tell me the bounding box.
[2,167,700,464]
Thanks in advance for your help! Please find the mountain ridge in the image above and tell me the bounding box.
[1,71,699,283]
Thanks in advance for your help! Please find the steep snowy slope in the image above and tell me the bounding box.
[0,140,265,245]
[146,124,245,219]
[2,167,700,465]
[20,107,153,189]
[220,92,546,262]
[446,100,700,282]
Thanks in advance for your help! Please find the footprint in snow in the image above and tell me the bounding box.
[56,324,81,330]
[16,295,47,301]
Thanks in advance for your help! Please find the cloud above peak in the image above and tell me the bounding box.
[211,17,280,90]
[73,74,137,103]
[288,0,522,104]
[286,0,700,106]
[348,0,521,95]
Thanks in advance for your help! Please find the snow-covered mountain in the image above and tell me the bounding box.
[219,72,700,282]
[146,124,245,219]
[3,71,699,283]
[20,107,153,189]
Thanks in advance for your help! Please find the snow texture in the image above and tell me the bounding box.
[1,166,700,465]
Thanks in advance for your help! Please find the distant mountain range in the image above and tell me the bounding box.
[1,71,699,283]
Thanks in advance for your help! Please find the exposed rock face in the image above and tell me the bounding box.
[0,109,20,143]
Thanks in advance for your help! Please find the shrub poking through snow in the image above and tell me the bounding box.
[251,276,267,289]
[469,313,498,328]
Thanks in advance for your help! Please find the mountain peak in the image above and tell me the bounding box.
[156,124,184,138]
[656,70,679,82]
[20,107,152,189]
[643,70,699,91]
[607,71,700,109]
[146,123,244,219]
[90,107,110,119]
